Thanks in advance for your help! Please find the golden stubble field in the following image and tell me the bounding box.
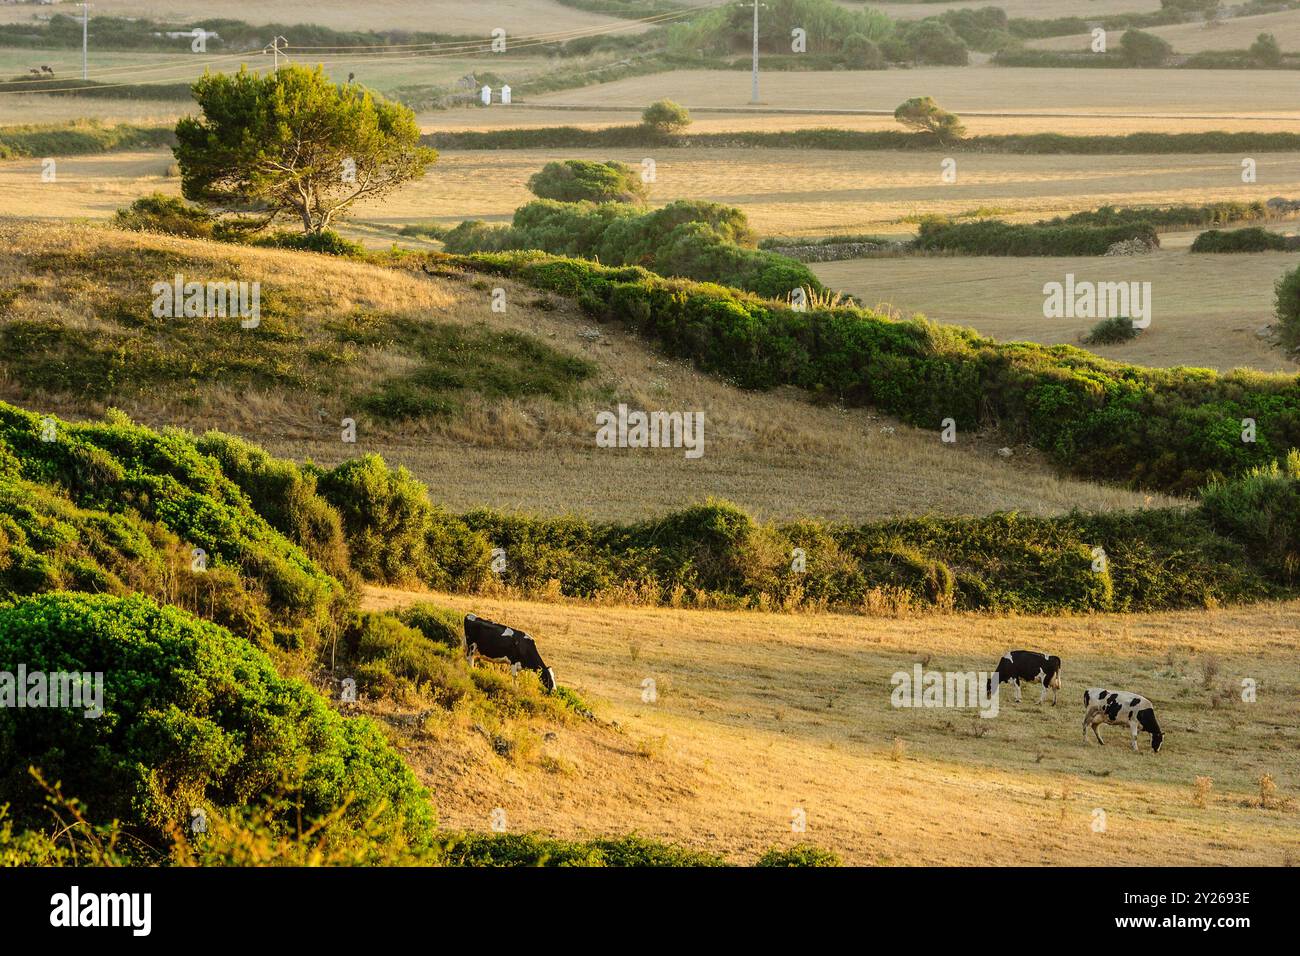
[364,586,1300,866]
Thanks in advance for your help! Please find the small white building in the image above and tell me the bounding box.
[500,84,511,105]
[480,85,492,105]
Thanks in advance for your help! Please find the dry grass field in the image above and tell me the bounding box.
[528,66,1300,121]
[363,586,1300,866]
[1031,9,1300,54]
[0,218,1173,522]
[814,245,1300,373]
[17,145,1300,243]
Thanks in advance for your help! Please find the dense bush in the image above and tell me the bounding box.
[641,99,691,135]
[0,403,345,650]
[314,454,493,591]
[915,218,1158,256]
[251,229,366,256]
[1081,316,1140,346]
[1200,451,1300,584]
[113,193,215,238]
[1274,264,1300,348]
[0,121,173,159]
[1119,29,1174,66]
[0,593,434,850]
[757,844,843,866]
[437,251,1300,495]
[1190,227,1290,253]
[528,159,649,204]
[443,197,823,298]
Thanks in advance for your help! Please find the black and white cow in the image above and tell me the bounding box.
[987,650,1062,705]
[464,614,556,692]
[1082,688,1163,752]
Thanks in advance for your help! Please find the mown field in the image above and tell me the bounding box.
[364,586,1300,866]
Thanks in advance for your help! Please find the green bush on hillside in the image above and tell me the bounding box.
[443,197,821,298]
[0,592,434,850]
[113,193,215,239]
[915,218,1158,256]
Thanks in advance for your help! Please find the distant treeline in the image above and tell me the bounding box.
[425,125,1300,155]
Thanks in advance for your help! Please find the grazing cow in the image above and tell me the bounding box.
[987,650,1062,705]
[463,614,556,692]
[1082,688,1163,752]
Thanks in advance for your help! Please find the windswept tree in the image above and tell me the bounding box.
[894,96,966,143]
[174,65,437,235]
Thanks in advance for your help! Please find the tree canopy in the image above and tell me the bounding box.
[174,65,436,234]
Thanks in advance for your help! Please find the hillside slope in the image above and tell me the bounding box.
[0,217,1173,520]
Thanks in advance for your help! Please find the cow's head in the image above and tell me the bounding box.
[521,636,557,693]
[1151,730,1164,753]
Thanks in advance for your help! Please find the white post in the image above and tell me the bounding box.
[481,84,492,105]
[501,84,511,105]
[81,3,89,81]
[750,0,759,104]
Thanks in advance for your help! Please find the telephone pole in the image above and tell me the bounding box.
[269,35,287,72]
[750,0,759,104]
[81,3,89,80]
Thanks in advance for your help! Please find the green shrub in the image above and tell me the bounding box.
[252,229,365,257]
[435,831,725,866]
[1119,29,1173,66]
[0,403,345,650]
[112,193,214,238]
[1081,316,1140,345]
[641,99,691,135]
[1190,227,1290,253]
[528,159,649,204]
[1274,264,1300,348]
[757,843,842,866]
[445,196,821,297]
[1250,32,1283,68]
[0,592,434,849]
[1200,451,1300,582]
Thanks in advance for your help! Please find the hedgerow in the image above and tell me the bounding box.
[428,251,1300,494]
[914,218,1158,256]
[1190,227,1292,253]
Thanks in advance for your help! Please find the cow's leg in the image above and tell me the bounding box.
[1038,681,1047,705]
[466,642,477,668]
[1129,718,1140,752]
[1013,679,1022,704]
[1090,716,1106,745]
[1052,683,1059,706]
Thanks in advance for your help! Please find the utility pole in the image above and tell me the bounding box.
[750,0,759,104]
[270,35,287,72]
[81,3,89,81]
